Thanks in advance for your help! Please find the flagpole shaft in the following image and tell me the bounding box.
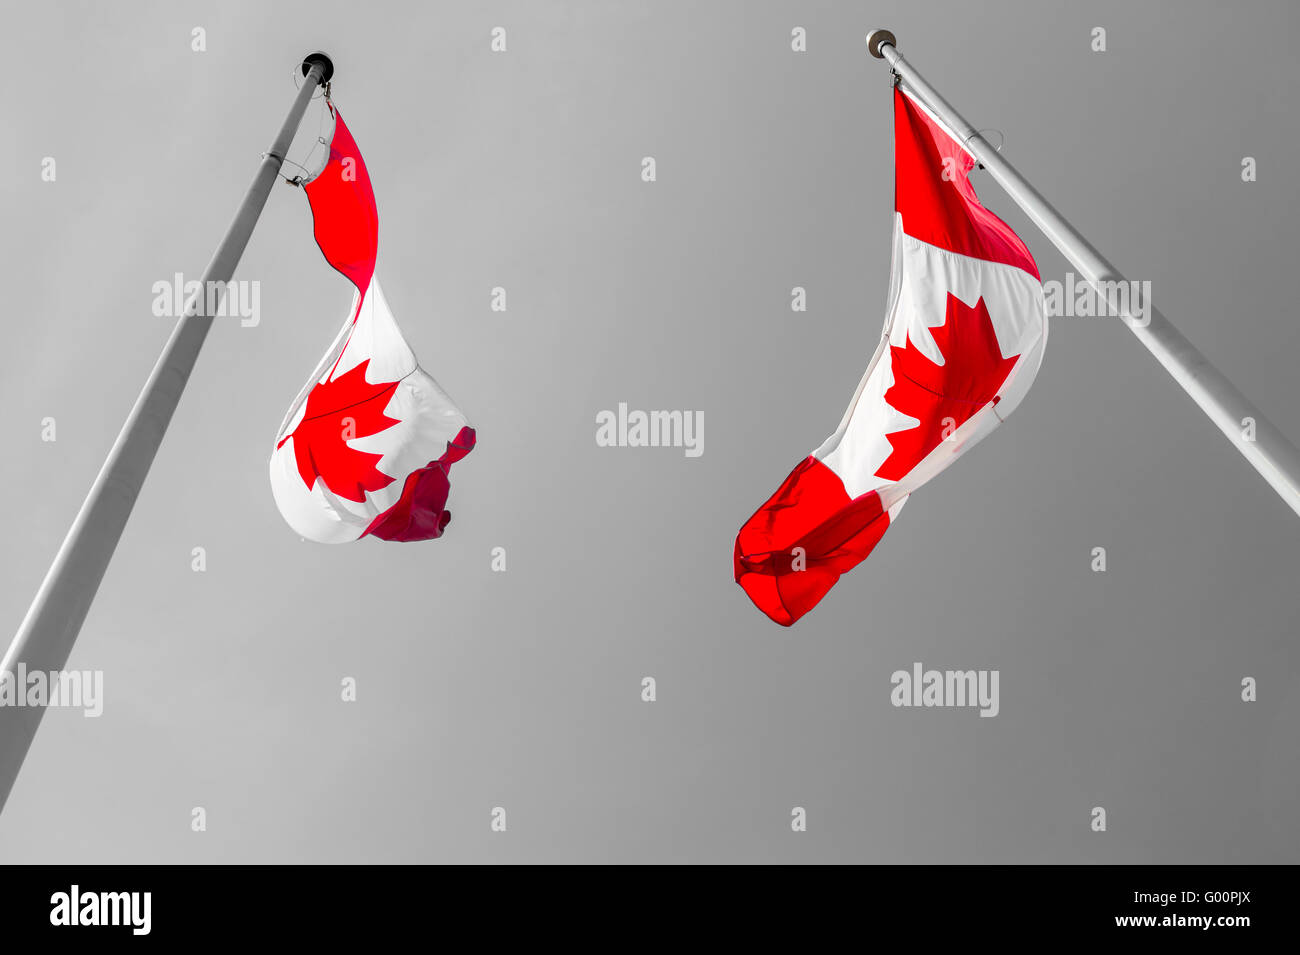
[0,56,332,814]
[870,33,1300,518]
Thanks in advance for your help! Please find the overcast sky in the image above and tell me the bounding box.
[1,0,1297,862]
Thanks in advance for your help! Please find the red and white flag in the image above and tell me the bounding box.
[270,105,475,543]
[734,88,1047,625]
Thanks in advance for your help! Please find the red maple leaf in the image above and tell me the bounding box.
[875,294,1019,480]
[277,360,401,502]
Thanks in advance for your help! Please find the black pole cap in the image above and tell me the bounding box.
[300,52,335,85]
[866,29,897,58]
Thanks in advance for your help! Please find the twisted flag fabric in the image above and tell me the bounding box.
[734,87,1048,625]
[270,105,475,543]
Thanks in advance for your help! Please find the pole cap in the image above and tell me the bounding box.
[300,52,335,85]
[866,29,897,58]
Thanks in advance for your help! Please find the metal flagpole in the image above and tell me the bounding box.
[0,52,336,814]
[866,29,1300,519]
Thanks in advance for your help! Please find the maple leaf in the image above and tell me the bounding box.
[875,294,1019,481]
[277,360,401,502]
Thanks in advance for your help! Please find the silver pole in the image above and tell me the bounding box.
[867,30,1300,518]
[0,53,335,814]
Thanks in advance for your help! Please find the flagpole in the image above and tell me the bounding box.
[867,30,1300,519]
[0,52,335,814]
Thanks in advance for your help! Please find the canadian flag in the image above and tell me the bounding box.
[734,87,1048,625]
[270,105,475,543]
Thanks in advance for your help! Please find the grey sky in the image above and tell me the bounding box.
[1,0,1297,862]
